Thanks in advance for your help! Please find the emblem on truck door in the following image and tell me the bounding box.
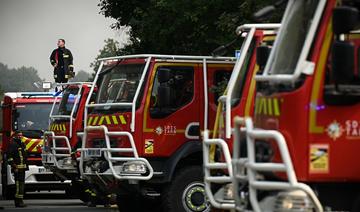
[155,126,163,135]
[326,120,344,141]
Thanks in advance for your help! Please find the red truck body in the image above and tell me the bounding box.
[1,92,69,199]
[202,24,280,210]
[79,54,236,211]
[42,83,93,181]
[232,1,360,211]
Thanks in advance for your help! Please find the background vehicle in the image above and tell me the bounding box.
[202,24,280,210]
[78,54,236,211]
[232,0,360,211]
[42,82,93,200]
[0,92,70,199]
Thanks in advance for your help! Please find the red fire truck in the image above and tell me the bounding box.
[202,24,280,210]
[0,92,70,199]
[41,83,93,200]
[78,54,236,211]
[231,0,360,211]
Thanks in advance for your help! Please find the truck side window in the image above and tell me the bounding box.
[211,70,231,105]
[150,66,194,118]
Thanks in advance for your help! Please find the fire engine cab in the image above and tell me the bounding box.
[78,54,235,211]
[202,23,280,210]
[231,0,360,211]
[42,83,93,200]
[0,92,70,199]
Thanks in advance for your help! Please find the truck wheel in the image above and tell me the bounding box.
[116,193,143,212]
[70,181,89,203]
[352,195,360,212]
[162,166,210,212]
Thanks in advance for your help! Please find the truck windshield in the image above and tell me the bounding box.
[55,87,80,116]
[269,0,319,75]
[96,63,145,107]
[14,103,52,131]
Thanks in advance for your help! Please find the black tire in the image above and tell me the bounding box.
[116,193,142,212]
[162,166,210,212]
[78,190,90,204]
[75,182,90,204]
[116,193,160,212]
[352,195,360,212]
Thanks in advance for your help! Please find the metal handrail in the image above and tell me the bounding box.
[49,82,91,138]
[202,24,281,210]
[97,54,236,62]
[224,24,281,139]
[79,125,154,180]
[42,131,75,170]
[232,117,323,212]
[203,130,235,209]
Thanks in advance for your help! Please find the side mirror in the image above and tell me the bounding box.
[253,6,276,21]
[256,45,271,68]
[157,68,172,83]
[157,85,172,108]
[253,0,286,21]
[332,40,355,84]
[333,6,359,35]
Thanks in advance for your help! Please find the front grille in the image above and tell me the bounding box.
[34,174,61,182]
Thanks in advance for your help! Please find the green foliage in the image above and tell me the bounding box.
[0,84,4,100]
[0,63,42,92]
[98,0,283,55]
[90,38,122,80]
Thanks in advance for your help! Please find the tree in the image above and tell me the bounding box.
[90,38,122,79]
[0,63,43,92]
[70,70,91,82]
[0,84,4,99]
[98,0,283,56]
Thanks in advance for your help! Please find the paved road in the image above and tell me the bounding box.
[0,192,118,211]
[0,199,118,211]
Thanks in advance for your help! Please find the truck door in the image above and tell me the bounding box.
[310,32,360,180]
[143,63,200,157]
[205,66,233,137]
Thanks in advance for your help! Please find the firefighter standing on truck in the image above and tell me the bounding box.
[7,133,28,207]
[50,39,74,85]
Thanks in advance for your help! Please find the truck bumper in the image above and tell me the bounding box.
[6,165,71,186]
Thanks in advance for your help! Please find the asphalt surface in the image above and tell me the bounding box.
[0,192,118,211]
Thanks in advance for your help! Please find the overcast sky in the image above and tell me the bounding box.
[0,0,128,81]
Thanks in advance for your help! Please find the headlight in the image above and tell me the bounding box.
[223,183,234,200]
[62,157,75,167]
[122,162,147,174]
[274,190,314,212]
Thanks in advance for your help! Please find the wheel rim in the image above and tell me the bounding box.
[182,182,210,212]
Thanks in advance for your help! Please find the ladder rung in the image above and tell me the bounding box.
[205,163,229,169]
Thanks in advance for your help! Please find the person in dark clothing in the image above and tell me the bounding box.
[7,133,28,207]
[50,39,74,84]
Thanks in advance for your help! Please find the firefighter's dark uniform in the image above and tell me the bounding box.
[7,137,28,207]
[50,47,74,83]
